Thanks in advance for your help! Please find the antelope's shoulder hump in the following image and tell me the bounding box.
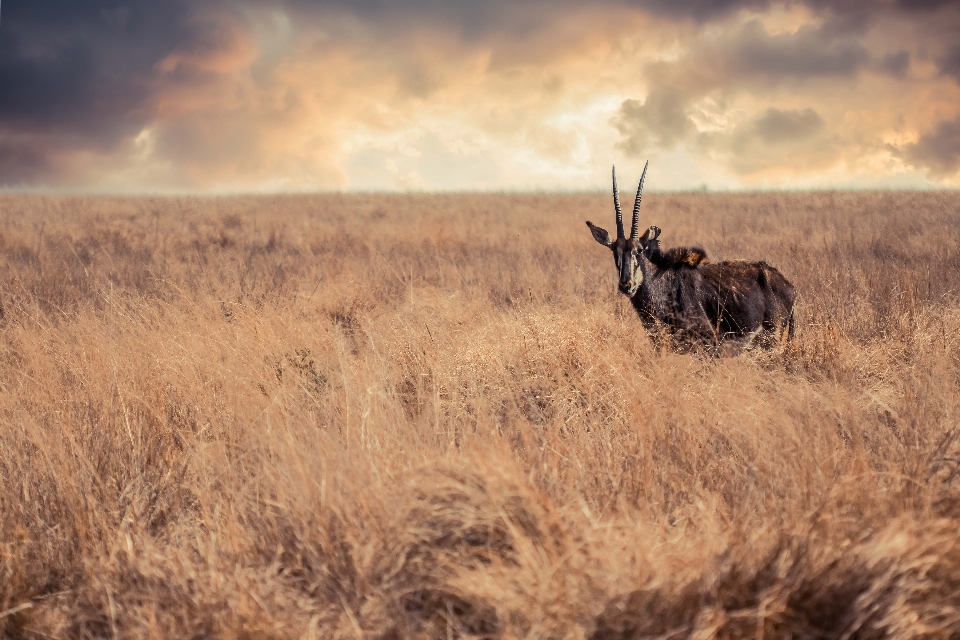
[658,246,709,268]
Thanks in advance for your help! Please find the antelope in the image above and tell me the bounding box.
[586,163,796,353]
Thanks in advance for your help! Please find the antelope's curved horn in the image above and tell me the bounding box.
[612,166,625,239]
[630,160,649,239]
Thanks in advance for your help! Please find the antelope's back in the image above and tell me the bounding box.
[698,259,796,328]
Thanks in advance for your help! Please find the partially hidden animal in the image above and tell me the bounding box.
[586,162,796,353]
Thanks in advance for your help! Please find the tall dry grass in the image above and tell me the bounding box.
[0,191,959,639]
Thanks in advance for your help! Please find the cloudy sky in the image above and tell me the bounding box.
[1,0,959,191]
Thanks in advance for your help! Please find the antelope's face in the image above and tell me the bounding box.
[587,224,659,297]
[585,162,657,298]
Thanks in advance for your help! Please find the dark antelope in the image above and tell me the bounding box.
[586,163,796,353]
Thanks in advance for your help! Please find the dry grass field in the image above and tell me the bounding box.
[1,190,959,639]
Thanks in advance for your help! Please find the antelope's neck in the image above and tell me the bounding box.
[632,260,670,315]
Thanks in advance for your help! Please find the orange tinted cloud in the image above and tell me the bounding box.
[1,1,958,191]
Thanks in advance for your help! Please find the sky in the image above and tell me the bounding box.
[1,0,959,192]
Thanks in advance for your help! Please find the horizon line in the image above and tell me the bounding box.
[1,185,956,198]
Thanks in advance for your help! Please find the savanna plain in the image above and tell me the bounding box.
[1,190,959,640]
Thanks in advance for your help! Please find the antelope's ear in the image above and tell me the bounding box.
[586,221,613,246]
[640,225,661,243]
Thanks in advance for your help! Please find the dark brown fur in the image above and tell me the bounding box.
[635,235,796,352]
[649,246,709,269]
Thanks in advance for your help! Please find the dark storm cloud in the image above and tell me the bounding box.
[283,0,769,31]
[629,0,771,21]
[612,3,938,172]
[614,87,696,155]
[294,0,949,34]
[305,0,944,29]
[893,0,958,11]
[0,0,244,185]
[902,117,960,178]
[0,1,193,131]
[938,45,960,83]
[703,107,838,175]
[613,18,871,162]
[748,108,826,144]
[721,20,870,80]
[0,137,55,184]
[630,18,878,128]
[877,51,911,78]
